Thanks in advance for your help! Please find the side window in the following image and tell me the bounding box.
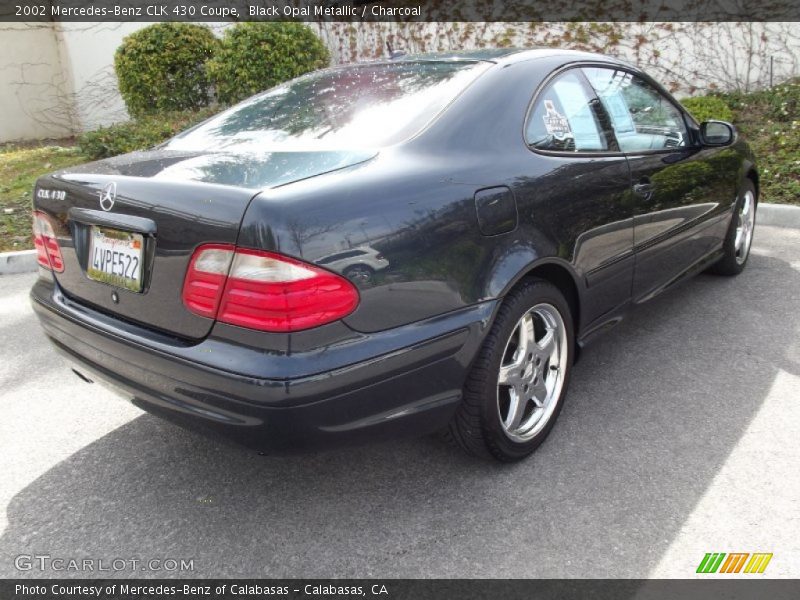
[525,71,610,152]
[582,67,688,152]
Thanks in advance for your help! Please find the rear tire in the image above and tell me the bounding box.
[446,278,574,462]
[708,180,757,276]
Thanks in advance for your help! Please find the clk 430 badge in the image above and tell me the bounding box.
[36,188,66,201]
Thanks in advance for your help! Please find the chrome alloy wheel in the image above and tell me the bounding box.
[734,190,755,265]
[497,303,568,442]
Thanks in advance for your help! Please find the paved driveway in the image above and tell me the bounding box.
[1,225,798,578]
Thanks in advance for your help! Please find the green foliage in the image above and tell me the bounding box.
[77,108,216,160]
[680,96,734,123]
[114,23,218,118]
[726,79,799,205]
[0,145,87,251]
[683,81,799,205]
[724,78,800,123]
[206,22,329,105]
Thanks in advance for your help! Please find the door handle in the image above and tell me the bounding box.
[633,178,655,199]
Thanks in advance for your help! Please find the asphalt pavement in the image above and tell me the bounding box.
[0,225,798,579]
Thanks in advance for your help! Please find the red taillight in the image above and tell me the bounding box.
[182,245,359,332]
[32,211,64,272]
[181,244,234,318]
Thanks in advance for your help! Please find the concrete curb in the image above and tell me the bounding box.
[0,250,37,276]
[757,202,800,229]
[1,203,798,276]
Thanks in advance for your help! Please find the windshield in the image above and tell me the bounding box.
[166,61,490,152]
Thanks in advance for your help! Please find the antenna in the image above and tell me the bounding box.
[386,41,406,60]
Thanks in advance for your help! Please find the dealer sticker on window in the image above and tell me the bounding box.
[542,99,572,139]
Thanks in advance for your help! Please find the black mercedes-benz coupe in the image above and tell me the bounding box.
[30,49,758,461]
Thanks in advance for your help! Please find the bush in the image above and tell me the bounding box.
[725,78,800,122]
[114,23,218,118]
[207,22,329,105]
[77,108,217,160]
[679,95,734,123]
[727,79,800,205]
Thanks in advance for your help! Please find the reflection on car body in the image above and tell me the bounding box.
[315,246,390,284]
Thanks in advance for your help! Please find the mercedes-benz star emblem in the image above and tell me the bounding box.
[98,182,117,211]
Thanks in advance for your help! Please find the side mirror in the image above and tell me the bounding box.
[700,120,735,146]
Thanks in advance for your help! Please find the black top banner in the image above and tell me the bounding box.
[2,0,800,22]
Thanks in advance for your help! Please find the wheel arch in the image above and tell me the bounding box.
[496,258,583,348]
[746,167,759,201]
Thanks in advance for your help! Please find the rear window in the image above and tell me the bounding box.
[167,61,490,152]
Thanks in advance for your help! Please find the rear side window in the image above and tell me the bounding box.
[167,61,490,152]
[525,70,610,152]
[582,67,688,152]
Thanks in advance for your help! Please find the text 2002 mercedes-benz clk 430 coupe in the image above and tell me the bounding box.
[31,49,758,462]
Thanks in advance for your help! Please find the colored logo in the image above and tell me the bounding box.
[696,552,773,574]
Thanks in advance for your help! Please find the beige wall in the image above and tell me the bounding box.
[0,22,230,143]
[0,23,75,142]
[0,22,160,142]
[57,23,151,132]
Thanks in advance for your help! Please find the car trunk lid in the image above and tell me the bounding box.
[33,148,375,339]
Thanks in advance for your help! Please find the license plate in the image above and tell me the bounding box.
[87,226,144,292]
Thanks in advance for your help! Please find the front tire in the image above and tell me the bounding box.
[708,180,757,276]
[446,278,574,462]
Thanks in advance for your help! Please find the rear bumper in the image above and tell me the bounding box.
[31,277,494,452]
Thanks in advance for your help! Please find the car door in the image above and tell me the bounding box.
[582,66,733,302]
[521,68,635,329]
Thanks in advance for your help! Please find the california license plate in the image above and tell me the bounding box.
[87,226,144,292]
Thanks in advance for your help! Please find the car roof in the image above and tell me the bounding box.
[392,47,625,67]
[396,48,527,62]
[323,48,630,77]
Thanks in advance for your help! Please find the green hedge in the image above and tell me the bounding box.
[206,22,329,105]
[680,95,734,123]
[727,79,800,205]
[723,79,799,123]
[114,23,218,118]
[77,108,216,160]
